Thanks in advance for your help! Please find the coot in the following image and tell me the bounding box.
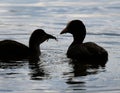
[60,20,108,65]
[0,29,56,61]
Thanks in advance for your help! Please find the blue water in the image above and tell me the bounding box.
[0,0,120,93]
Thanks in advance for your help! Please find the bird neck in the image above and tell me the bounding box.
[29,44,41,57]
[72,34,85,44]
[29,37,41,57]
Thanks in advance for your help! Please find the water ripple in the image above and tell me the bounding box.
[88,32,120,36]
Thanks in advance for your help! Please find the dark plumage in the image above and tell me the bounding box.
[0,29,56,61]
[60,20,108,66]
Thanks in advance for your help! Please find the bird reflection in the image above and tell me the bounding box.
[0,60,26,69]
[28,58,47,80]
[0,57,47,80]
[69,60,105,77]
[66,60,106,90]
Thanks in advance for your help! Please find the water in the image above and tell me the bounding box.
[0,0,120,93]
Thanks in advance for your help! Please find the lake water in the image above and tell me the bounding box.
[0,0,120,93]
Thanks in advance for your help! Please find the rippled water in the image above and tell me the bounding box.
[0,0,120,93]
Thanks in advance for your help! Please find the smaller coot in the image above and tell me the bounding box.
[0,29,56,61]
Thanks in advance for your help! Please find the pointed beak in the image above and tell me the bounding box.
[60,27,68,34]
[47,34,57,41]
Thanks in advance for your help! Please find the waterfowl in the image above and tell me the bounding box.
[60,20,108,65]
[0,29,56,61]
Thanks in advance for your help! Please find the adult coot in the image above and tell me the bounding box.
[60,20,108,66]
[0,29,56,61]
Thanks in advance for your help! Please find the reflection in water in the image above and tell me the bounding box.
[69,60,105,77]
[0,58,47,80]
[0,61,26,69]
[66,60,106,91]
[29,58,47,80]
[66,79,86,91]
[0,60,27,77]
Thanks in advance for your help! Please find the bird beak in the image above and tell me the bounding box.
[47,34,57,41]
[60,27,68,34]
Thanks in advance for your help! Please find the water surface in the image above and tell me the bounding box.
[0,0,120,93]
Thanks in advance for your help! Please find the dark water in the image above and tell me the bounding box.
[0,0,120,93]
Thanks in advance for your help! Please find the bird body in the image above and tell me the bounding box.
[67,42,108,64]
[0,40,30,60]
